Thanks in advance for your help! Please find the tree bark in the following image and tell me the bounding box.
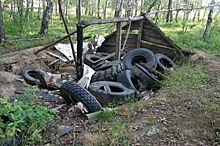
[97,0,101,18]
[103,0,108,19]
[0,0,5,44]
[166,0,173,23]
[126,0,133,17]
[203,0,215,40]
[114,0,123,18]
[39,0,53,34]
[37,0,41,19]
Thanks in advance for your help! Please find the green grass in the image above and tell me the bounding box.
[158,16,220,54]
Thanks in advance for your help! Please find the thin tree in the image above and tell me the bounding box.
[103,0,108,18]
[97,0,101,18]
[203,0,215,40]
[114,0,123,17]
[0,0,5,44]
[126,0,133,17]
[39,0,53,34]
[166,0,173,23]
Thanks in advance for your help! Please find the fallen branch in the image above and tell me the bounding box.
[34,30,77,54]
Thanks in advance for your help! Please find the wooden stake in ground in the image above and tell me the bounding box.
[58,0,77,67]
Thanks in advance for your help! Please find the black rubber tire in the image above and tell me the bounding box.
[95,60,121,71]
[95,52,115,61]
[131,63,161,90]
[91,62,125,82]
[122,48,157,70]
[88,81,136,107]
[116,70,140,94]
[155,53,176,72]
[84,54,102,67]
[21,66,50,85]
[60,81,102,113]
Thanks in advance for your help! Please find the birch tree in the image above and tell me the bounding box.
[203,0,215,40]
[39,0,53,34]
[0,0,5,44]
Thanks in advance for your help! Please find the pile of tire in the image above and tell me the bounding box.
[60,48,176,113]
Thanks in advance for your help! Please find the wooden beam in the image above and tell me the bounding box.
[80,16,144,26]
[115,22,122,60]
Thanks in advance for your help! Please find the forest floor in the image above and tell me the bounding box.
[0,46,220,146]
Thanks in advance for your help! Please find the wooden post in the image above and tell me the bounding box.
[115,22,122,60]
[137,20,143,48]
[58,0,77,66]
[76,24,83,81]
[77,0,81,21]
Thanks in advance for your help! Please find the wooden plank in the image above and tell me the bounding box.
[137,20,143,48]
[143,15,184,58]
[141,42,177,58]
[142,34,173,47]
[106,37,137,44]
[80,16,144,25]
[122,21,140,30]
[142,29,162,39]
[106,34,137,41]
[115,22,122,60]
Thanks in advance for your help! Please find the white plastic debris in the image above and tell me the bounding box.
[95,35,105,48]
[54,42,93,61]
[77,64,95,89]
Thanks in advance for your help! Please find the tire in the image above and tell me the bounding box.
[95,52,115,61]
[95,60,121,71]
[91,61,125,82]
[122,48,157,70]
[60,81,102,113]
[131,63,161,90]
[84,54,102,67]
[116,70,140,94]
[88,81,136,107]
[155,53,176,72]
[21,66,50,85]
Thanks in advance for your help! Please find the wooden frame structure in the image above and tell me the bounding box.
[76,13,188,80]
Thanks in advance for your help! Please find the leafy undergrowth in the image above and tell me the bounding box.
[0,87,57,145]
[80,60,220,146]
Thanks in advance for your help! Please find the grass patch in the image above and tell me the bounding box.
[159,18,220,54]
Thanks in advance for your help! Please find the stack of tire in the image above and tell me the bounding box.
[60,48,176,113]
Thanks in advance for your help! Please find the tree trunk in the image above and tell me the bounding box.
[114,0,123,18]
[154,1,161,24]
[0,0,5,44]
[103,0,108,19]
[126,0,133,17]
[65,0,69,22]
[147,0,158,14]
[97,0,100,18]
[203,0,215,40]
[166,0,173,23]
[25,0,30,19]
[197,10,201,22]
[134,0,138,16]
[37,0,41,19]
[39,0,53,34]
[175,10,180,23]
[192,10,197,21]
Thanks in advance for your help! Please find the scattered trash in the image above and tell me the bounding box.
[147,126,160,136]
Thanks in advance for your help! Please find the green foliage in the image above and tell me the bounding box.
[0,87,57,145]
[159,17,220,54]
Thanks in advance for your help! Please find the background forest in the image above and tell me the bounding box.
[0,0,219,54]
